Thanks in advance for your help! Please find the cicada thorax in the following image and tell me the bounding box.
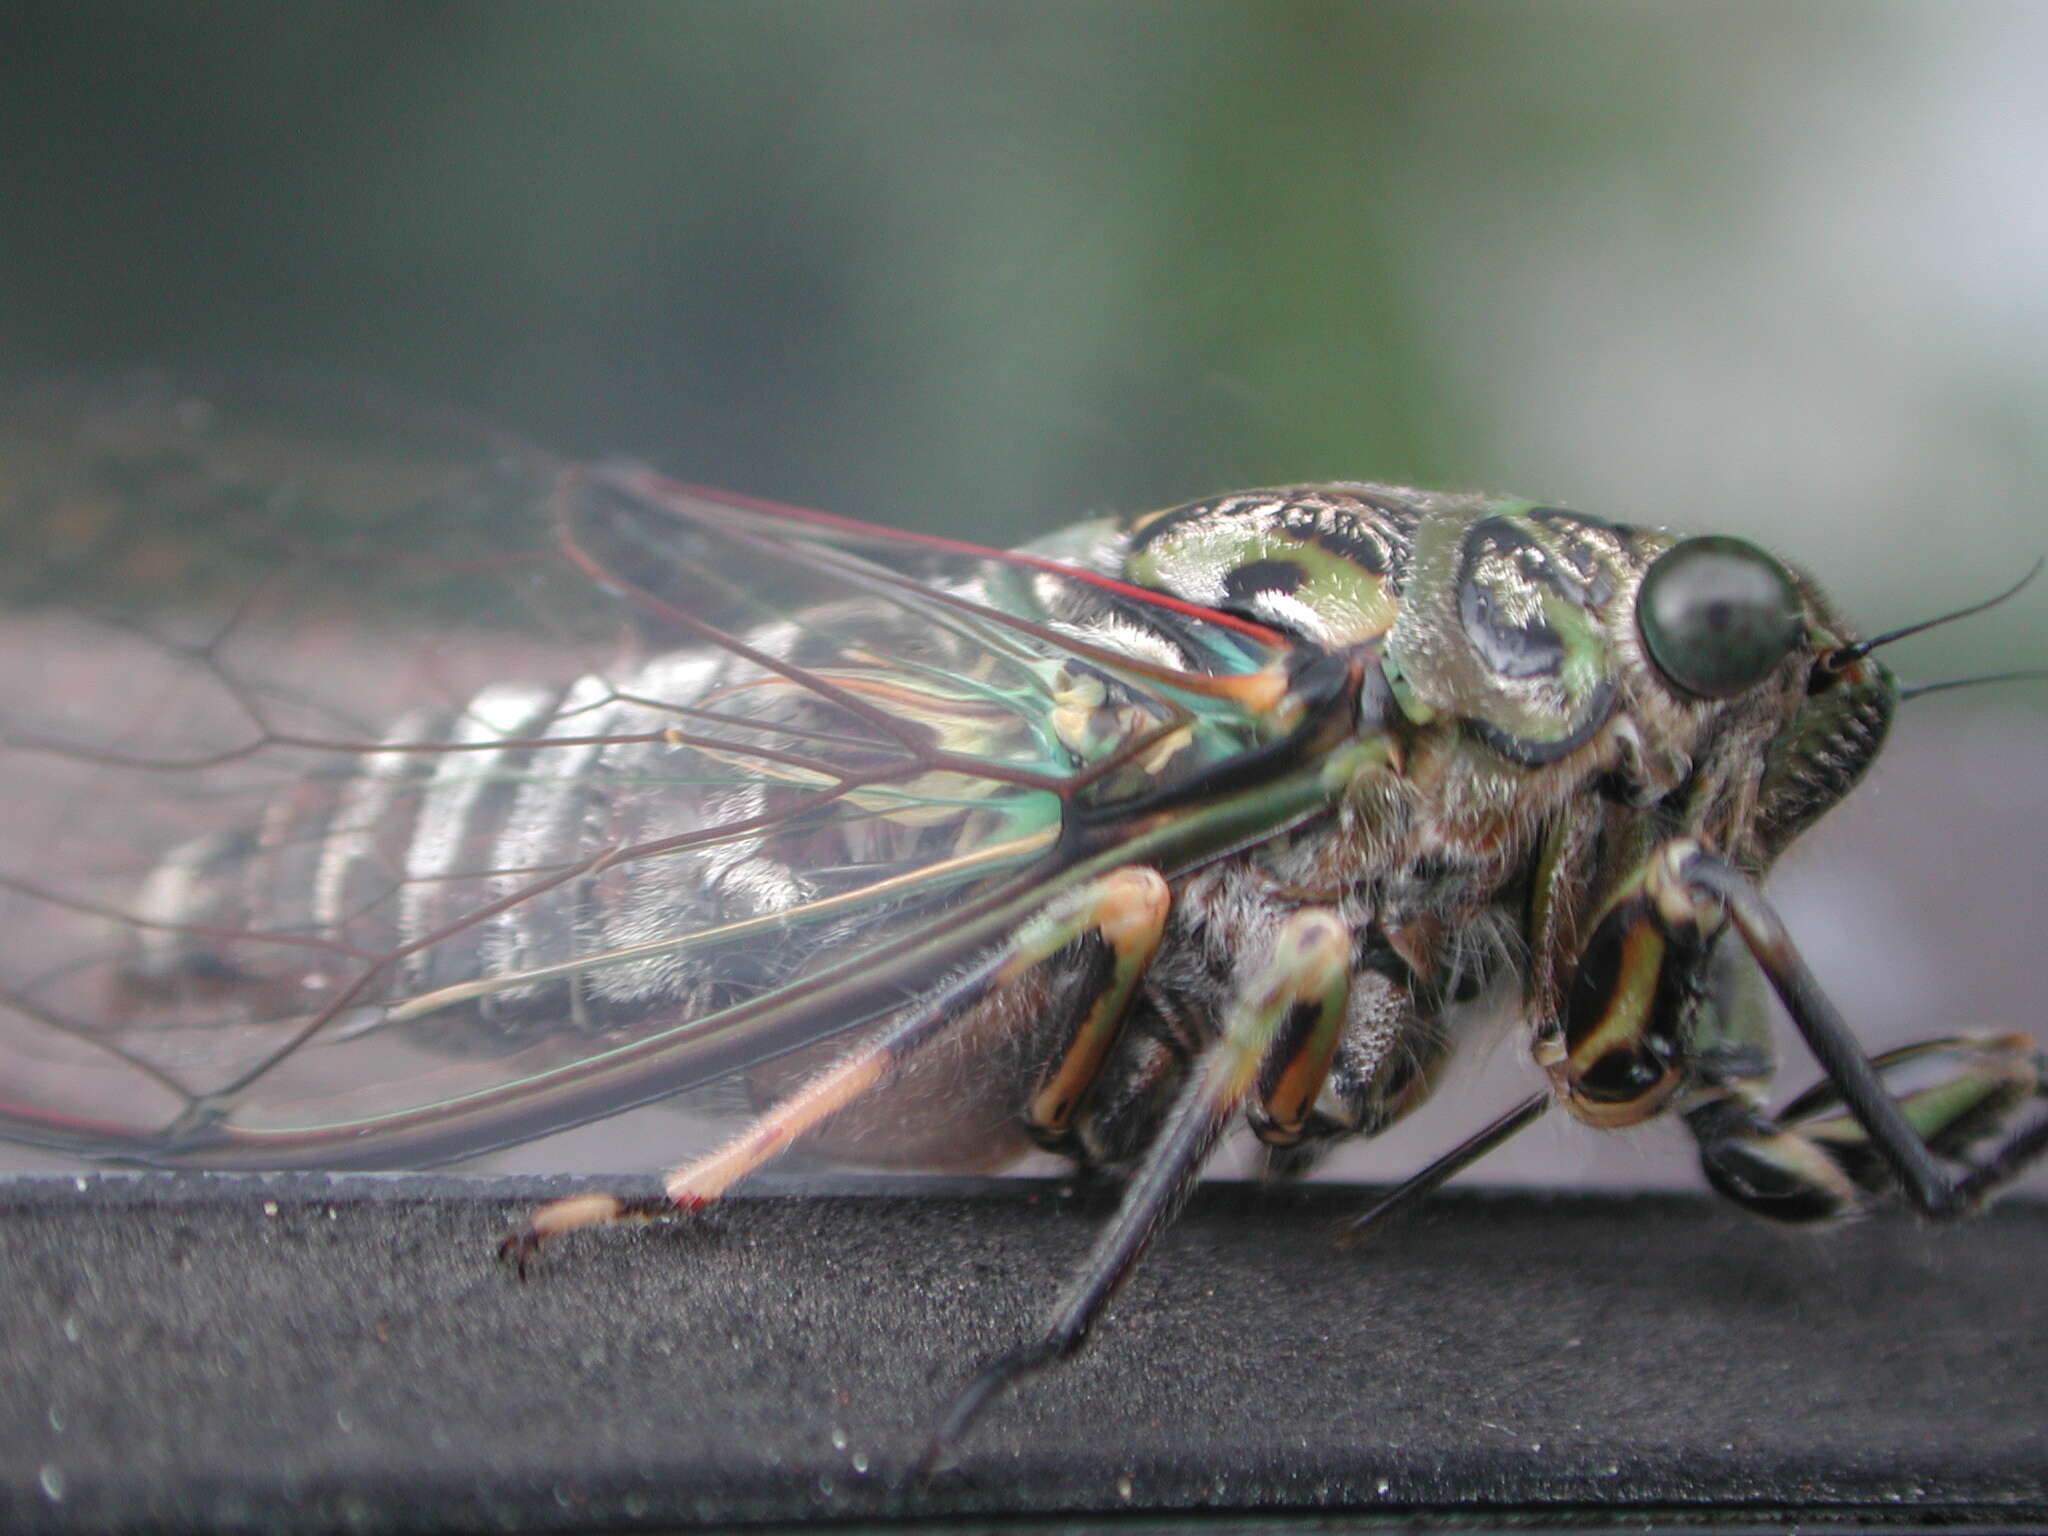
[1124,488,1650,855]
[1081,488,1619,1153]
[1122,486,1414,648]
[1126,483,1723,831]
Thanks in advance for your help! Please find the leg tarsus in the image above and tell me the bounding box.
[495,1191,673,1277]
[497,1228,544,1281]
[918,1338,1067,1477]
[1954,1112,2048,1206]
[1685,1098,1866,1223]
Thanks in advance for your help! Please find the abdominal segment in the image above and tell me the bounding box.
[119,638,1009,1061]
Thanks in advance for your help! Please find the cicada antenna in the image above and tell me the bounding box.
[1825,555,2044,670]
[1899,669,2048,702]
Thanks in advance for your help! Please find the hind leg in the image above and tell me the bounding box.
[500,867,1170,1268]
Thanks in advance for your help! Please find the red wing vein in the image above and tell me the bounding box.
[627,470,1293,647]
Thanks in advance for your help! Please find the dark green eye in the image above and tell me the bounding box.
[1637,536,1804,699]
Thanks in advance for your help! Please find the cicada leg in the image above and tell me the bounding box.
[1686,1033,2046,1221]
[1541,837,2048,1219]
[1022,869,1172,1149]
[1253,944,1472,1178]
[1538,838,1727,1131]
[926,906,1351,1466]
[1678,850,2048,1221]
[1778,1034,2046,1179]
[1249,961,1394,1151]
[499,867,1169,1271]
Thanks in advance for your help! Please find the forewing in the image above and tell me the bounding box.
[0,373,1299,1167]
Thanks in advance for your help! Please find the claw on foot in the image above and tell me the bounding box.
[496,1191,628,1279]
[916,1340,1063,1477]
[497,1226,546,1280]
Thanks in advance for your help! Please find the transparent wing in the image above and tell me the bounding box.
[0,371,1306,1167]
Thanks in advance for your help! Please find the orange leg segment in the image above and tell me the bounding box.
[501,867,1170,1267]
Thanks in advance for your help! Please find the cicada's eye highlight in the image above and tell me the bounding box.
[1637,536,1804,699]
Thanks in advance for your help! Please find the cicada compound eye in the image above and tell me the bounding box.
[1637,536,1804,699]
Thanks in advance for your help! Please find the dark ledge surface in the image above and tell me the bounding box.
[1,1173,2043,1532]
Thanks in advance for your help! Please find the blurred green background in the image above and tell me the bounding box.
[4,0,2045,679]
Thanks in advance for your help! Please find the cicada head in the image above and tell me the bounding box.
[1617,530,1903,867]
[1739,569,1901,861]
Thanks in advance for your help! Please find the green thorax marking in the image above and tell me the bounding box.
[1387,499,1659,767]
[1115,486,1661,769]
[1121,487,1415,648]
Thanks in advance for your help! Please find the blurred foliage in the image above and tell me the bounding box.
[1,0,2043,678]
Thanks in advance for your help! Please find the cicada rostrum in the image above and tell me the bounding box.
[1,372,2041,1450]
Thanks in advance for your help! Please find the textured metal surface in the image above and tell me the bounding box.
[2,1174,2044,1532]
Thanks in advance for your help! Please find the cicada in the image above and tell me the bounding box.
[1,372,2042,1450]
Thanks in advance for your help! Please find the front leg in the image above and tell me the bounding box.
[1539,837,1727,1131]
[1544,834,2047,1220]
[1682,850,2048,1220]
[1687,1032,2045,1222]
